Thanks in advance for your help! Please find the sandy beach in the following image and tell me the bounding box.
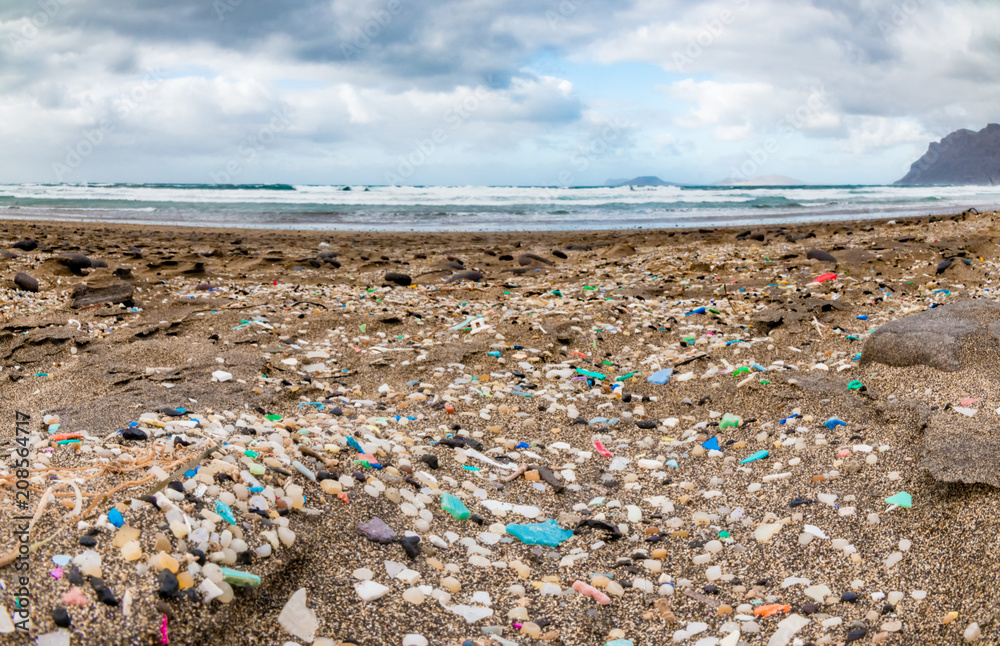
[2,209,1000,646]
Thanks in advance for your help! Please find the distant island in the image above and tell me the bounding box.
[713,174,807,186]
[896,123,1000,185]
[605,176,679,187]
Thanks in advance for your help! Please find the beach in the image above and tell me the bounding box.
[2,209,1000,646]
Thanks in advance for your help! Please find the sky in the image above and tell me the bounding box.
[1,0,998,186]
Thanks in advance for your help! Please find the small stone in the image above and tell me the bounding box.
[355,580,390,602]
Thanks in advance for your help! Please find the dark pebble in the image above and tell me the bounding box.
[841,591,858,603]
[13,272,39,292]
[846,628,867,642]
[13,240,38,251]
[52,607,71,628]
[384,271,412,286]
[79,535,97,547]
[806,249,837,263]
[157,570,181,599]
[121,428,148,441]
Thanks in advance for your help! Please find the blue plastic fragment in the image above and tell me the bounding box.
[752,363,768,372]
[701,436,721,452]
[215,500,237,525]
[346,436,365,453]
[856,315,868,320]
[824,418,847,430]
[740,450,770,464]
[515,441,530,449]
[506,519,574,547]
[779,414,800,425]
[298,402,325,411]
[249,487,264,493]
[107,508,124,528]
[647,368,673,384]
[665,459,678,468]
[685,307,707,317]
[128,421,139,427]
[725,339,745,346]
[488,351,501,357]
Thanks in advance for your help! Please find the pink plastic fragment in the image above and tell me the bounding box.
[814,272,837,283]
[161,615,168,644]
[572,580,611,605]
[61,587,90,607]
[50,567,63,579]
[838,448,851,458]
[593,441,612,458]
[960,397,981,406]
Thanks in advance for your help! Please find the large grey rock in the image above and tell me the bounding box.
[861,300,1000,372]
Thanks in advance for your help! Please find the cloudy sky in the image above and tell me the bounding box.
[1,0,998,185]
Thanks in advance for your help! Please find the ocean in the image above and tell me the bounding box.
[1,183,998,231]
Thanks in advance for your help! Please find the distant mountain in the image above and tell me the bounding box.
[896,124,1000,185]
[605,176,678,187]
[713,174,807,186]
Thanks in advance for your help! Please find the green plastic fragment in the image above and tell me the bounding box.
[682,337,696,343]
[244,449,259,459]
[602,360,615,366]
[57,439,81,445]
[884,492,912,508]
[249,463,266,476]
[584,286,595,290]
[732,366,749,376]
[848,380,864,390]
[615,372,636,381]
[440,492,470,520]
[265,414,282,422]
[718,531,730,538]
[221,567,261,588]
[719,413,741,430]
[759,380,771,384]
[575,368,607,380]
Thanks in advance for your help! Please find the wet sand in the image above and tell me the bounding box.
[1,209,999,646]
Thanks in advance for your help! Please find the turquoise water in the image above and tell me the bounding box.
[0,183,996,231]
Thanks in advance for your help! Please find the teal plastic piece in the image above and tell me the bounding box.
[884,492,912,508]
[215,501,236,525]
[506,519,574,547]
[740,450,769,464]
[220,567,261,588]
[576,368,607,380]
[440,492,470,520]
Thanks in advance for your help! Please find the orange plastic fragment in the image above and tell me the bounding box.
[754,603,790,617]
[814,272,837,283]
[444,403,455,414]
[337,493,349,505]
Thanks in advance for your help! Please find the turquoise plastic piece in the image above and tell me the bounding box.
[220,566,261,587]
[440,492,470,520]
[884,492,912,508]
[740,450,769,464]
[506,519,574,547]
[606,641,635,646]
[215,500,236,525]
[647,368,673,384]
[107,508,124,528]
[576,368,607,380]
